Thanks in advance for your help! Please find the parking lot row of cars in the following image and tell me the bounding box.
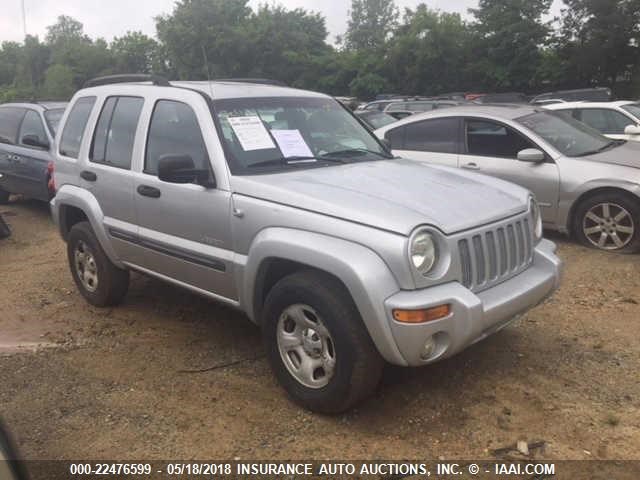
[0,75,636,412]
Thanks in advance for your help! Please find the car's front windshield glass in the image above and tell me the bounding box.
[214,96,392,174]
[517,111,615,157]
[621,103,640,119]
[44,109,65,135]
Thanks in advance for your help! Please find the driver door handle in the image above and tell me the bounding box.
[137,185,161,198]
[462,162,480,170]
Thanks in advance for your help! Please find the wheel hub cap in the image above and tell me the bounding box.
[276,304,336,389]
[74,240,99,292]
[583,202,634,250]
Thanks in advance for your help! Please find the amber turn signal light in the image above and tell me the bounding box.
[393,304,451,324]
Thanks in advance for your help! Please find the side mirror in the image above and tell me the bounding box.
[0,421,28,480]
[157,154,214,188]
[517,148,545,163]
[21,134,49,150]
[624,124,640,135]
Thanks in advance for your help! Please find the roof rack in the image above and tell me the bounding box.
[216,78,287,87]
[83,74,171,89]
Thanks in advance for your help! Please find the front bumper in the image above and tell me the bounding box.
[384,238,562,366]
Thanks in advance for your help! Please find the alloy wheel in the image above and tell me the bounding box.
[582,202,634,250]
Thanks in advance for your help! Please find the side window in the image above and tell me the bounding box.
[59,97,96,159]
[0,107,26,145]
[605,110,634,133]
[404,118,459,153]
[18,110,47,148]
[466,119,535,158]
[90,96,144,169]
[385,126,405,149]
[576,109,609,132]
[145,100,209,175]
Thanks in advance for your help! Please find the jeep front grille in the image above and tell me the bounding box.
[458,217,534,292]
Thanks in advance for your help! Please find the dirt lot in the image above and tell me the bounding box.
[1,198,639,464]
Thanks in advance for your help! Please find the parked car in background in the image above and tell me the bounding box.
[0,101,67,203]
[531,87,612,104]
[530,99,567,106]
[544,101,640,141]
[375,104,640,252]
[354,110,398,130]
[384,100,464,114]
[334,96,360,110]
[473,92,528,104]
[51,75,561,412]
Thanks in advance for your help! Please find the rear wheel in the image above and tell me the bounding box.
[262,270,383,413]
[67,221,129,306]
[574,193,640,253]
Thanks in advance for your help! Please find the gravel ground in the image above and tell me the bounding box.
[0,198,639,466]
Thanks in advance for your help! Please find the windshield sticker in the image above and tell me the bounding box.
[228,116,276,151]
[271,129,314,158]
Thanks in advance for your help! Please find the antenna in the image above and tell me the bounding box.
[201,44,215,100]
[21,0,27,37]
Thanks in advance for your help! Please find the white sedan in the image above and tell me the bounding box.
[545,101,640,141]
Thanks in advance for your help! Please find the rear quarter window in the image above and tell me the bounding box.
[59,97,97,159]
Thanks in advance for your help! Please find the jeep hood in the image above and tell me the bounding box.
[230,159,529,235]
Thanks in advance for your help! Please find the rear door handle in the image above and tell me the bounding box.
[137,185,161,198]
[80,170,97,182]
[462,162,480,170]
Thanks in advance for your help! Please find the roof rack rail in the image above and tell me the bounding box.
[216,78,287,87]
[83,74,171,89]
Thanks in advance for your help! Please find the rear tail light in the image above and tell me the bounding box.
[47,161,56,195]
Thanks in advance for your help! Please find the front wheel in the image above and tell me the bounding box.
[574,193,640,253]
[262,270,383,413]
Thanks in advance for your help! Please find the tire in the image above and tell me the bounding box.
[574,192,640,253]
[67,221,129,306]
[262,270,383,413]
[0,187,10,204]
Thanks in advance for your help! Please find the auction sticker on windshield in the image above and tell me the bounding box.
[271,129,313,158]
[228,116,276,151]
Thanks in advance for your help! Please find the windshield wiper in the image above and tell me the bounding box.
[575,140,622,157]
[247,156,346,169]
[321,148,394,159]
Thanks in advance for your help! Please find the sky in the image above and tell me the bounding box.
[1,0,564,45]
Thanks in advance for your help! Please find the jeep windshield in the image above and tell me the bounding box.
[517,110,620,157]
[213,96,393,174]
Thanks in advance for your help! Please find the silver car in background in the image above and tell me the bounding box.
[375,105,640,252]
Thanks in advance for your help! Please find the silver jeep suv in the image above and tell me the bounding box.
[51,75,562,412]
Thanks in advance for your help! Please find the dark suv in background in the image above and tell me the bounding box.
[0,101,67,203]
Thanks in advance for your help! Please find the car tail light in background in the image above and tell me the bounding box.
[47,161,56,196]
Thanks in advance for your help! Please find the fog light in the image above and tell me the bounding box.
[420,335,437,360]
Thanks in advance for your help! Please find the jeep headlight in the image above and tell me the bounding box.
[531,197,543,241]
[409,230,437,274]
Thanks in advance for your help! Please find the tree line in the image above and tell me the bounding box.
[1,0,639,102]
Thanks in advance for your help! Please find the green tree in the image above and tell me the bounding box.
[111,31,160,74]
[245,5,331,86]
[42,64,75,99]
[386,6,474,95]
[469,0,552,91]
[558,0,640,88]
[343,0,399,51]
[156,0,252,79]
